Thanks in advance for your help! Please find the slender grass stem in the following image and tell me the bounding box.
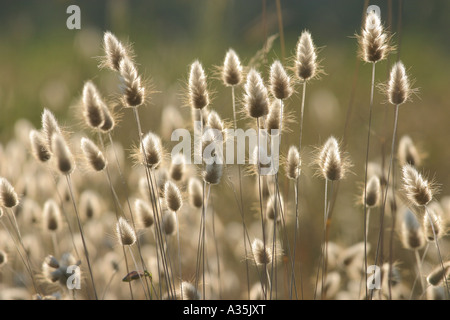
[363,62,376,299]
[371,104,399,299]
[65,175,98,300]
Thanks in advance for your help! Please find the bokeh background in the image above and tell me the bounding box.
[0,0,449,299]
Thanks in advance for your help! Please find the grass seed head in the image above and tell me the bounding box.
[164,180,183,213]
[81,137,107,171]
[82,81,105,129]
[119,57,145,108]
[388,61,411,106]
[222,49,243,87]
[188,178,203,208]
[270,60,292,100]
[286,146,301,180]
[358,11,392,63]
[42,199,62,232]
[135,198,154,228]
[295,30,318,81]
[401,164,434,207]
[29,130,51,163]
[189,60,210,109]
[244,69,269,118]
[0,177,19,208]
[400,209,426,250]
[141,132,162,169]
[115,217,136,246]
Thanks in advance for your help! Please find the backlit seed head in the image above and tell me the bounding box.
[316,136,350,181]
[266,194,283,222]
[266,99,281,134]
[135,199,154,228]
[115,217,136,246]
[82,81,105,129]
[42,199,62,232]
[398,135,422,168]
[141,132,162,169]
[426,262,450,286]
[423,209,443,241]
[80,137,107,171]
[119,57,145,108]
[387,61,411,106]
[286,146,301,180]
[79,190,101,220]
[102,31,129,72]
[169,153,186,182]
[244,69,269,118]
[51,133,75,175]
[358,11,392,63]
[295,30,318,81]
[400,209,425,250]
[164,181,183,213]
[270,60,292,100]
[99,104,115,132]
[188,178,203,208]
[162,210,177,236]
[401,164,434,207]
[251,239,272,265]
[222,49,243,87]
[0,177,19,208]
[365,175,381,208]
[41,109,62,152]
[29,130,51,162]
[181,281,201,300]
[189,60,209,109]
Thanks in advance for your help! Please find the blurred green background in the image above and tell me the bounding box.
[0,0,450,298]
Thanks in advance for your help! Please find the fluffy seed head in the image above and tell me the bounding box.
[103,31,128,71]
[119,57,145,108]
[99,104,115,132]
[423,209,443,241]
[285,146,301,180]
[401,164,433,207]
[141,132,162,169]
[207,110,225,133]
[82,81,105,129]
[81,137,107,171]
[203,161,223,185]
[252,239,272,265]
[169,154,186,182]
[135,199,154,228]
[189,60,209,109]
[79,190,101,220]
[244,69,269,118]
[426,262,450,286]
[270,60,292,100]
[358,11,391,63]
[29,130,51,162]
[42,199,62,232]
[181,281,201,300]
[51,133,75,175]
[388,61,410,105]
[0,177,19,208]
[266,99,281,134]
[266,194,283,222]
[365,175,381,208]
[0,250,7,267]
[317,136,348,181]
[115,217,136,246]
[164,181,183,213]
[400,209,425,250]
[398,135,421,167]
[162,210,177,236]
[295,30,318,81]
[41,109,62,152]
[222,49,243,86]
[188,178,203,208]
